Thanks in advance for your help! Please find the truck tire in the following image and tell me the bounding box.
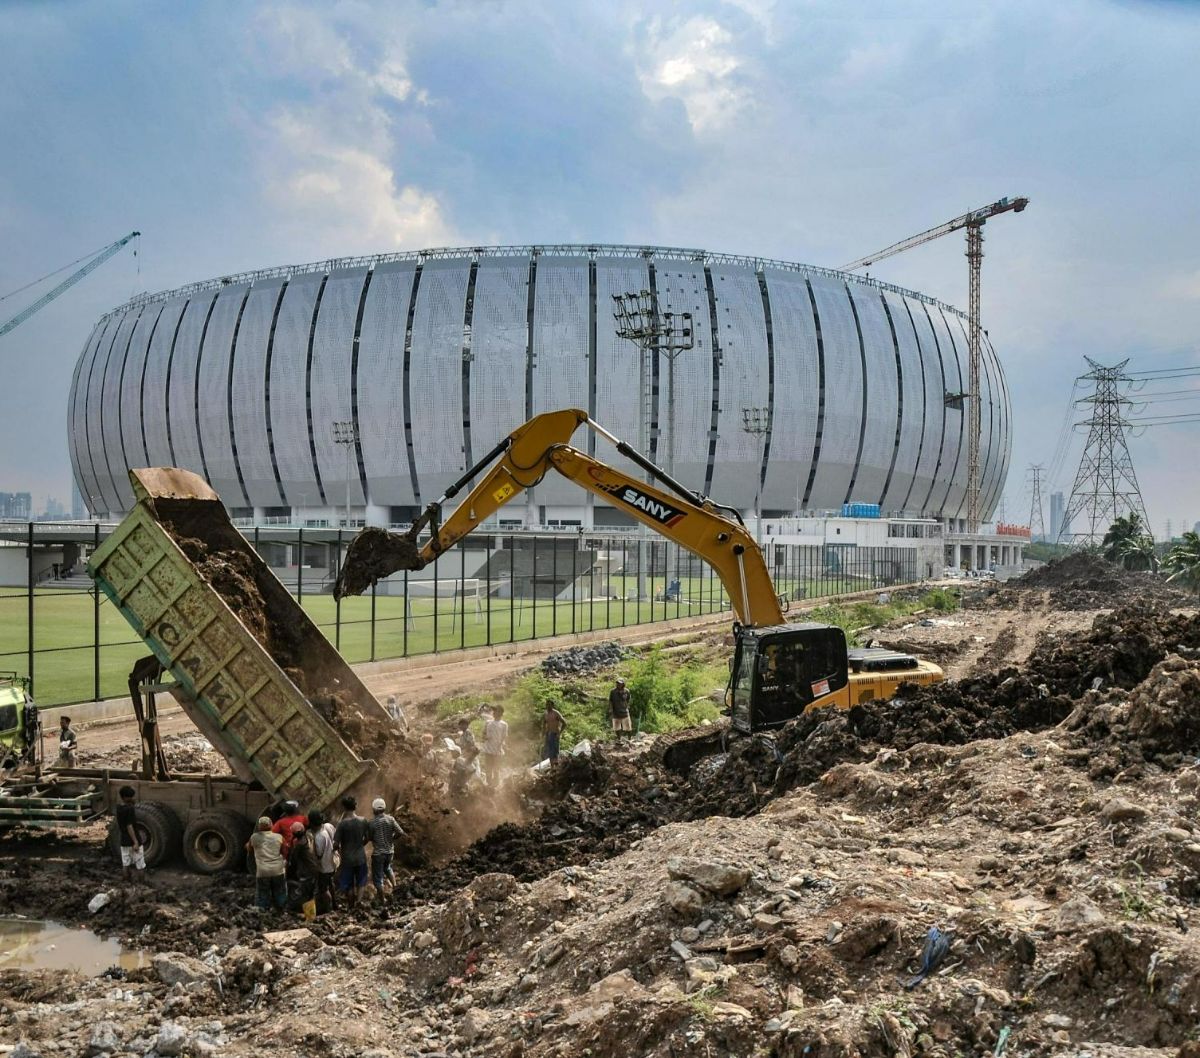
[108,801,183,868]
[182,811,252,875]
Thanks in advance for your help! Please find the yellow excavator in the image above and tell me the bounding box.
[335,409,942,733]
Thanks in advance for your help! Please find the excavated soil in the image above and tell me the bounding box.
[5,553,1200,1056]
[987,551,1196,610]
[333,525,426,599]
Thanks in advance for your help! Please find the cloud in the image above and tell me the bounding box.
[245,2,457,253]
[633,14,753,133]
[1162,269,1200,302]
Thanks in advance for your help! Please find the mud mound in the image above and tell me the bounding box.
[993,551,1193,610]
[1127,654,1200,754]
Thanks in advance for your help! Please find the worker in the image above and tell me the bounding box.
[57,716,79,767]
[308,809,338,913]
[386,695,408,728]
[608,677,632,739]
[367,797,405,905]
[449,749,474,798]
[272,800,306,859]
[333,795,371,907]
[542,701,566,763]
[456,717,478,759]
[246,817,287,912]
[114,786,146,881]
[480,705,508,788]
[288,821,321,914]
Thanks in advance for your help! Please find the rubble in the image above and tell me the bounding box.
[540,640,631,677]
[1,573,1198,1057]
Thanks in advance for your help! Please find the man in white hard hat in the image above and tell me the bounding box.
[608,677,632,739]
[367,796,405,906]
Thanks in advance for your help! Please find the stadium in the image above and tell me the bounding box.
[67,244,1010,528]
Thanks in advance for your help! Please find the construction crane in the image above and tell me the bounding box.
[0,231,140,338]
[842,196,1028,532]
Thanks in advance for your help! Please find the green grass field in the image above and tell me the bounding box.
[0,561,894,706]
[0,578,734,706]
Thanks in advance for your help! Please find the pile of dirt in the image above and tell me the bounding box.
[991,551,1194,610]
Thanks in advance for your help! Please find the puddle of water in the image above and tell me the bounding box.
[0,917,149,976]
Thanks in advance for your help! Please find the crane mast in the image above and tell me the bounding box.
[842,197,1027,532]
[0,231,141,338]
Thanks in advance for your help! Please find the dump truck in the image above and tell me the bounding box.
[335,408,944,734]
[0,468,396,873]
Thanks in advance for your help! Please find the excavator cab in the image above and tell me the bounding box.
[729,625,850,734]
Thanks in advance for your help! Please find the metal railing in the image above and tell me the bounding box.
[0,522,921,707]
[98,243,971,326]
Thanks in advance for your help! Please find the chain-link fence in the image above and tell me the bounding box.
[0,523,921,707]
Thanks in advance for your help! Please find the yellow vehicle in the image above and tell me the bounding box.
[0,673,40,773]
[336,408,943,733]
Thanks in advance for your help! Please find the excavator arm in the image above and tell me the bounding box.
[335,408,786,627]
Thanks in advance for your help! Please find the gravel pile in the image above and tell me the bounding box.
[540,641,631,677]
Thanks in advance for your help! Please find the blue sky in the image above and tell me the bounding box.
[2,0,1198,532]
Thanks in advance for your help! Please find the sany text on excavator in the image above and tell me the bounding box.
[335,409,943,732]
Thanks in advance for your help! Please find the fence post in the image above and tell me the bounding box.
[486,538,493,646]
[509,535,516,642]
[297,527,305,604]
[26,522,34,696]
[433,553,440,653]
[403,568,409,657]
[552,538,559,637]
[571,541,577,635]
[370,577,377,662]
[621,538,627,628]
[460,547,466,650]
[532,537,538,641]
[93,522,100,702]
[334,529,342,651]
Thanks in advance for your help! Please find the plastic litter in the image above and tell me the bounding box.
[87,892,112,914]
[905,926,953,989]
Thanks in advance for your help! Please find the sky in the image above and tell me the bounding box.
[2,0,1199,534]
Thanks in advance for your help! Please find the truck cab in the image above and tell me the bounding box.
[0,673,38,772]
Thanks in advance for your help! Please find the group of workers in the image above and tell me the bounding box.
[245,794,405,915]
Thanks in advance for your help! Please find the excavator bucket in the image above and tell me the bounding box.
[334,526,427,599]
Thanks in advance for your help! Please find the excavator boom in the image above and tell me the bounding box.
[335,409,786,627]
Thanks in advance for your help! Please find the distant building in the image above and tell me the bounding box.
[0,492,32,519]
[1050,491,1070,540]
[42,496,66,519]
[71,481,86,520]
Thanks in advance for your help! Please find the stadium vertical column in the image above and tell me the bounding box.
[877,293,906,510]
[756,271,776,504]
[460,260,479,471]
[402,262,425,506]
[350,270,375,513]
[702,266,721,497]
[800,279,827,510]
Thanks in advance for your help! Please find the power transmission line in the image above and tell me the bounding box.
[1058,358,1152,544]
[1027,464,1046,541]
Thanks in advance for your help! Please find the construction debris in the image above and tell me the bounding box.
[2,555,1199,1056]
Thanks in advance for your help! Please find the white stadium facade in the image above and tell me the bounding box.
[68,244,1011,529]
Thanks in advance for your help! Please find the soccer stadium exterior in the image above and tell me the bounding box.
[68,245,1010,527]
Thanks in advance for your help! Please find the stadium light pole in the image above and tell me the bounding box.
[613,289,694,600]
[331,421,359,530]
[742,406,769,546]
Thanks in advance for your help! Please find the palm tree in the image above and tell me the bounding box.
[1164,530,1200,596]
[1119,534,1157,572]
[1102,514,1152,569]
